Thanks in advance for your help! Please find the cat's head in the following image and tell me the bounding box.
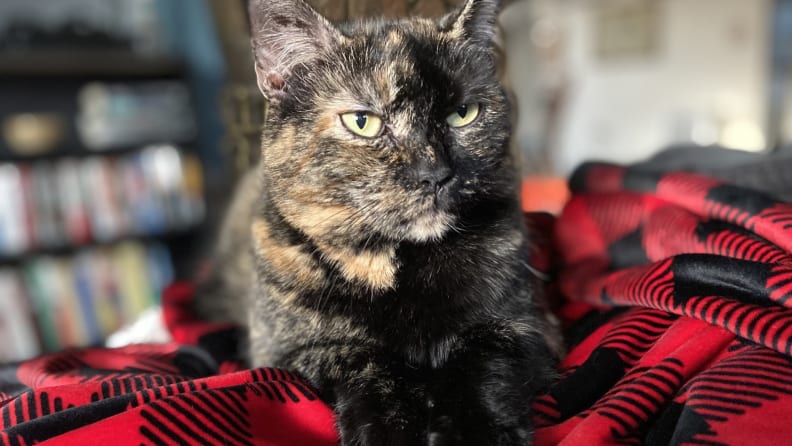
[249,0,515,247]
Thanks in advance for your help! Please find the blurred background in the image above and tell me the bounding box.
[0,0,790,361]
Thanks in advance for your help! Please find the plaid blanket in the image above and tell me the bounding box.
[3,163,792,445]
[534,162,792,445]
[0,283,337,446]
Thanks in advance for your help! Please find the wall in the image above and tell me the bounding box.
[507,0,773,174]
[774,0,792,145]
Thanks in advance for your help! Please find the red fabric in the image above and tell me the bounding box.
[0,285,338,446]
[2,162,792,445]
[534,163,792,445]
[0,342,337,445]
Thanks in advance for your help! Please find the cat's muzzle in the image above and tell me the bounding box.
[434,175,460,211]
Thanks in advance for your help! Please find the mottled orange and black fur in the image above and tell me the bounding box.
[195,0,558,444]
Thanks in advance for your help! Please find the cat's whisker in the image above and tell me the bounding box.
[447,221,464,235]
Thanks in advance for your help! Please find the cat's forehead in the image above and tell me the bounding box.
[332,20,470,105]
[341,18,443,43]
[341,19,451,68]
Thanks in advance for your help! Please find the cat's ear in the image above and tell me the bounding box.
[439,0,501,48]
[248,0,342,101]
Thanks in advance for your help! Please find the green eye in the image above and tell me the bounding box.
[446,103,480,128]
[340,111,383,138]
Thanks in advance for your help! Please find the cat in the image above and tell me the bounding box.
[194,0,559,444]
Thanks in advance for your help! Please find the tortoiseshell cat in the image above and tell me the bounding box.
[195,0,558,443]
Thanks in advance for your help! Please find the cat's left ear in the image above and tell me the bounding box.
[439,0,501,48]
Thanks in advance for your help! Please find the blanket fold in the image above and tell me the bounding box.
[536,162,792,445]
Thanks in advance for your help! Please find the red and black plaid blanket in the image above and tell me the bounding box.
[3,162,792,445]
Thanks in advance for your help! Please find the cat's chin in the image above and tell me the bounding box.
[404,211,455,243]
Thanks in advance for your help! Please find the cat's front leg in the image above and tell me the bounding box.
[282,345,429,446]
[333,376,427,445]
[427,321,557,446]
[331,355,431,446]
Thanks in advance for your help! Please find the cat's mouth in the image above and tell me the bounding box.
[402,182,460,242]
[433,175,460,211]
[389,176,462,243]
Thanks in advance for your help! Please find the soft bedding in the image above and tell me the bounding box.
[3,162,792,445]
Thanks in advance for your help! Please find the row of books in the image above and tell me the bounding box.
[0,240,174,362]
[77,81,196,151]
[0,144,204,257]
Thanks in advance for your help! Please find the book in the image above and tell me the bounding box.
[0,269,41,362]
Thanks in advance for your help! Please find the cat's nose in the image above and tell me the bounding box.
[417,163,454,191]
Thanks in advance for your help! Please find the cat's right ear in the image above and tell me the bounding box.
[248,0,342,101]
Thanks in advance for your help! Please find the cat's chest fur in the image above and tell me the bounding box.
[261,207,533,369]
[385,235,532,366]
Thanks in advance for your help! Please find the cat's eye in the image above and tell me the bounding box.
[340,111,383,138]
[446,103,480,128]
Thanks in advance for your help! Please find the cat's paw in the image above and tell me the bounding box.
[424,324,555,446]
[426,413,533,446]
[334,390,426,446]
[339,420,420,446]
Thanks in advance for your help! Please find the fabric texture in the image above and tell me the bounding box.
[634,145,792,202]
[534,162,792,445]
[0,283,337,446]
[3,161,792,444]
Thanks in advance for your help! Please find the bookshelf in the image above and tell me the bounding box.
[0,50,206,362]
